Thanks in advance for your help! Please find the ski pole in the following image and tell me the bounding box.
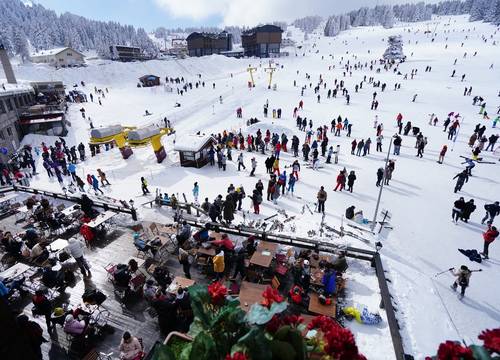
[435,268,454,277]
[469,269,483,273]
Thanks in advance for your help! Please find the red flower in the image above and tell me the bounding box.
[323,326,362,360]
[225,352,247,360]
[261,286,284,308]
[208,281,227,305]
[436,341,474,360]
[282,314,304,327]
[479,328,500,354]
[307,315,337,333]
[266,314,282,334]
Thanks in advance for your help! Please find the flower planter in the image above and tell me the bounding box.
[164,331,193,359]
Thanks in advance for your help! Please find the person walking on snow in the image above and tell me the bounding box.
[450,265,472,299]
[97,169,110,186]
[347,171,356,193]
[334,171,346,191]
[192,182,199,203]
[287,173,296,195]
[237,153,246,171]
[482,201,500,225]
[438,145,448,164]
[92,175,104,195]
[453,170,469,193]
[317,186,327,213]
[250,157,257,176]
[452,197,465,223]
[141,177,150,195]
[481,224,499,259]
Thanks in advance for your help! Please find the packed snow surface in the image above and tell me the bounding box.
[6,15,500,359]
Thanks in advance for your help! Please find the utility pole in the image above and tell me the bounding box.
[371,136,394,231]
[264,61,276,89]
[247,65,257,88]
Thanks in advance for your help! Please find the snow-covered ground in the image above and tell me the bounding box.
[5,15,500,359]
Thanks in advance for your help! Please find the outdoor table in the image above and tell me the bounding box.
[62,204,80,217]
[167,276,195,294]
[257,241,278,254]
[0,262,31,280]
[238,281,268,312]
[308,293,336,317]
[250,249,273,268]
[48,238,69,252]
[86,211,117,228]
[196,247,216,257]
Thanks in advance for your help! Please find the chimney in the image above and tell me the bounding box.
[0,44,17,84]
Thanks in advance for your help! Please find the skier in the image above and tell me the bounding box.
[449,265,472,299]
[97,168,110,186]
[461,199,476,223]
[356,139,364,156]
[453,170,468,193]
[292,160,300,180]
[376,135,383,152]
[141,177,150,195]
[481,224,499,259]
[351,139,357,155]
[317,186,327,213]
[347,171,356,193]
[481,201,500,225]
[192,182,199,203]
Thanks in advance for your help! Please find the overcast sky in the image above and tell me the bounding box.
[33,0,438,30]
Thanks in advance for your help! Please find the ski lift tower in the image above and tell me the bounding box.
[264,61,277,90]
[247,65,257,88]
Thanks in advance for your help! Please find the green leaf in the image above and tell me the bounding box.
[189,331,218,360]
[187,319,205,338]
[469,345,493,360]
[270,339,297,360]
[179,343,192,360]
[188,285,212,328]
[151,343,177,360]
[238,327,273,360]
[246,301,288,325]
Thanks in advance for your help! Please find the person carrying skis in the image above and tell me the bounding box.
[453,170,469,193]
[481,224,499,259]
[449,265,472,299]
[141,177,150,195]
[482,201,500,225]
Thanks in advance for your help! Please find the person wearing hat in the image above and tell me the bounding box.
[449,265,472,298]
[231,245,246,280]
[482,201,500,225]
[300,260,311,292]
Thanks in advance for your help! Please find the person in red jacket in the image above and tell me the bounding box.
[481,224,499,259]
[334,170,346,191]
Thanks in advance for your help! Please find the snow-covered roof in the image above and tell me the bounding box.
[30,47,85,58]
[174,134,214,152]
[0,81,34,97]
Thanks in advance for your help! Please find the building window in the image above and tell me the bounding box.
[0,130,4,140]
[0,100,5,113]
[6,98,13,111]
[19,96,24,106]
[6,127,13,136]
[13,97,19,108]
[67,52,72,56]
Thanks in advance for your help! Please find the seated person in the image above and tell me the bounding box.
[41,262,66,288]
[143,279,158,302]
[209,233,234,251]
[0,278,25,298]
[152,266,172,288]
[29,242,49,264]
[353,210,364,224]
[176,221,191,246]
[322,266,337,296]
[113,264,132,288]
[2,232,22,256]
[345,205,355,220]
[193,223,211,243]
[63,313,87,336]
[170,194,178,209]
[22,227,39,249]
[119,331,143,360]
[161,193,170,205]
[133,233,157,256]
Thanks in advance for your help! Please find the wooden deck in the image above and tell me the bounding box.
[1,214,210,359]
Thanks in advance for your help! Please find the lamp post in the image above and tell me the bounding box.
[129,199,137,221]
[371,135,394,232]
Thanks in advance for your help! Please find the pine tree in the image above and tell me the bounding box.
[383,35,405,61]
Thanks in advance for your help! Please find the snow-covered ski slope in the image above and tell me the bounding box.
[9,15,500,359]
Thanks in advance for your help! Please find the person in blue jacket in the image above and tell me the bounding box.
[322,266,337,296]
[91,175,104,194]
